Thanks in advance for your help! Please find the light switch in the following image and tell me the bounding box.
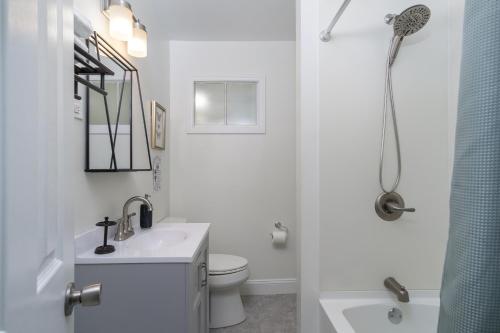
[74,98,83,120]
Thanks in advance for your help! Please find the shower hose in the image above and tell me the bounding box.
[379,36,402,194]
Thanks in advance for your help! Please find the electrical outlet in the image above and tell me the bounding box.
[74,98,83,120]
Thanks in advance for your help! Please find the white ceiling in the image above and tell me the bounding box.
[128,0,295,41]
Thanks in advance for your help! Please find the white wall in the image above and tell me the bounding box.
[299,0,466,329]
[73,0,170,235]
[297,0,321,329]
[169,41,297,282]
[317,0,450,291]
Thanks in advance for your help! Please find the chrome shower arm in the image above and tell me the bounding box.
[320,0,352,42]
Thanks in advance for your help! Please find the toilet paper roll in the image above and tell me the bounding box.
[271,230,288,245]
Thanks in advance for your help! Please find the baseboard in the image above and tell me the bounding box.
[240,278,297,296]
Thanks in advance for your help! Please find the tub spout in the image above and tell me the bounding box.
[384,277,410,303]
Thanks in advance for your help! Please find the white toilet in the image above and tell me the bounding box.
[209,254,249,328]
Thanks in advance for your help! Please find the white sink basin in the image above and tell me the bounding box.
[75,221,210,264]
[132,229,188,249]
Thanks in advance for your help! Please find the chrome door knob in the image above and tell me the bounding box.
[64,282,102,316]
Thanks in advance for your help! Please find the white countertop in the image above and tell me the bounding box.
[75,217,210,264]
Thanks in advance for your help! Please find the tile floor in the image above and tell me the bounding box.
[210,294,297,333]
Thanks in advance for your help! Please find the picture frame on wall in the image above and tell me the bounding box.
[151,100,167,150]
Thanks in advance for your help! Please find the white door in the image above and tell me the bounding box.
[1,0,77,332]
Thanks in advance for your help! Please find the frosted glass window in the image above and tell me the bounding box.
[227,82,257,125]
[190,78,265,134]
[194,82,225,125]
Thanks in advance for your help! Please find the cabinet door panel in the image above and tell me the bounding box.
[188,240,209,333]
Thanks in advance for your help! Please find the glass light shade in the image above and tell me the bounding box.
[108,4,133,41]
[127,25,148,58]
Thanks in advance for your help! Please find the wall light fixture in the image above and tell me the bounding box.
[102,0,149,58]
[103,0,133,41]
[127,19,148,58]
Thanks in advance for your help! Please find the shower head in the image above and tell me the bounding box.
[392,5,431,37]
[385,5,431,65]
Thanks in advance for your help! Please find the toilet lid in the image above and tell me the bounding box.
[209,254,248,275]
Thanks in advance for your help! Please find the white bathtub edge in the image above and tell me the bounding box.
[319,290,440,333]
[320,289,439,300]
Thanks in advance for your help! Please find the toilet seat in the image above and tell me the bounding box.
[209,254,248,275]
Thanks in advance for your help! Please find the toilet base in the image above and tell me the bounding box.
[209,287,246,328]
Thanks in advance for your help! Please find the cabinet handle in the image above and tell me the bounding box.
[200,263,208,287]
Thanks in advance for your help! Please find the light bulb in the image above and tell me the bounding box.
[108,1,133,41]
[127,21,148,58]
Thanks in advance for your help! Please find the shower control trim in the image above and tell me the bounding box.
[375,192,415,221]
[385,202,415,213]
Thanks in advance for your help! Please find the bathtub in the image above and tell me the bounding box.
[319,291,440,333]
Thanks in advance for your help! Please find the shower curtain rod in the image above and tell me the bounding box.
[320,0,352,42]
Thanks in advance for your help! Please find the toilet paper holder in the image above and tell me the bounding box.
[274,221,288,232]
[270,221,288,246]
[269,221,288,238]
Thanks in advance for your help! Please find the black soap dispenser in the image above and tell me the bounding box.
[140,194,153,229]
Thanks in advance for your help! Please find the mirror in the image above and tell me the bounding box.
[82,34,152,172]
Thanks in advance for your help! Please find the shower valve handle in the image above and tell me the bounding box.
[375,192,414,221]
[386,202,415,213]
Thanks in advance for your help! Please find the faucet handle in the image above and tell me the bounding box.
[143,194,153,211]
[126,216,135,233]
[386,202,416,213]
[375,192,415,221]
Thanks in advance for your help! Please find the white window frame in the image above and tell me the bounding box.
[187,76,266,134]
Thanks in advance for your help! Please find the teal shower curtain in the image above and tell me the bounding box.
[438,0,500,332]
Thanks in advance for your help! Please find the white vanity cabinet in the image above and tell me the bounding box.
[75,234,209,333]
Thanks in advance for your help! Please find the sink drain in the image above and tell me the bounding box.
[388,307,403,324]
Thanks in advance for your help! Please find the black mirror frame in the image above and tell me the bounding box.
[82,32,152,172]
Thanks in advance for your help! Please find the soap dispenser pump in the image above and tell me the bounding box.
[140,194,153,229]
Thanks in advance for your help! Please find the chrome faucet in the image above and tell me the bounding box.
[114,195,153,241]
[384,277,410,303]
